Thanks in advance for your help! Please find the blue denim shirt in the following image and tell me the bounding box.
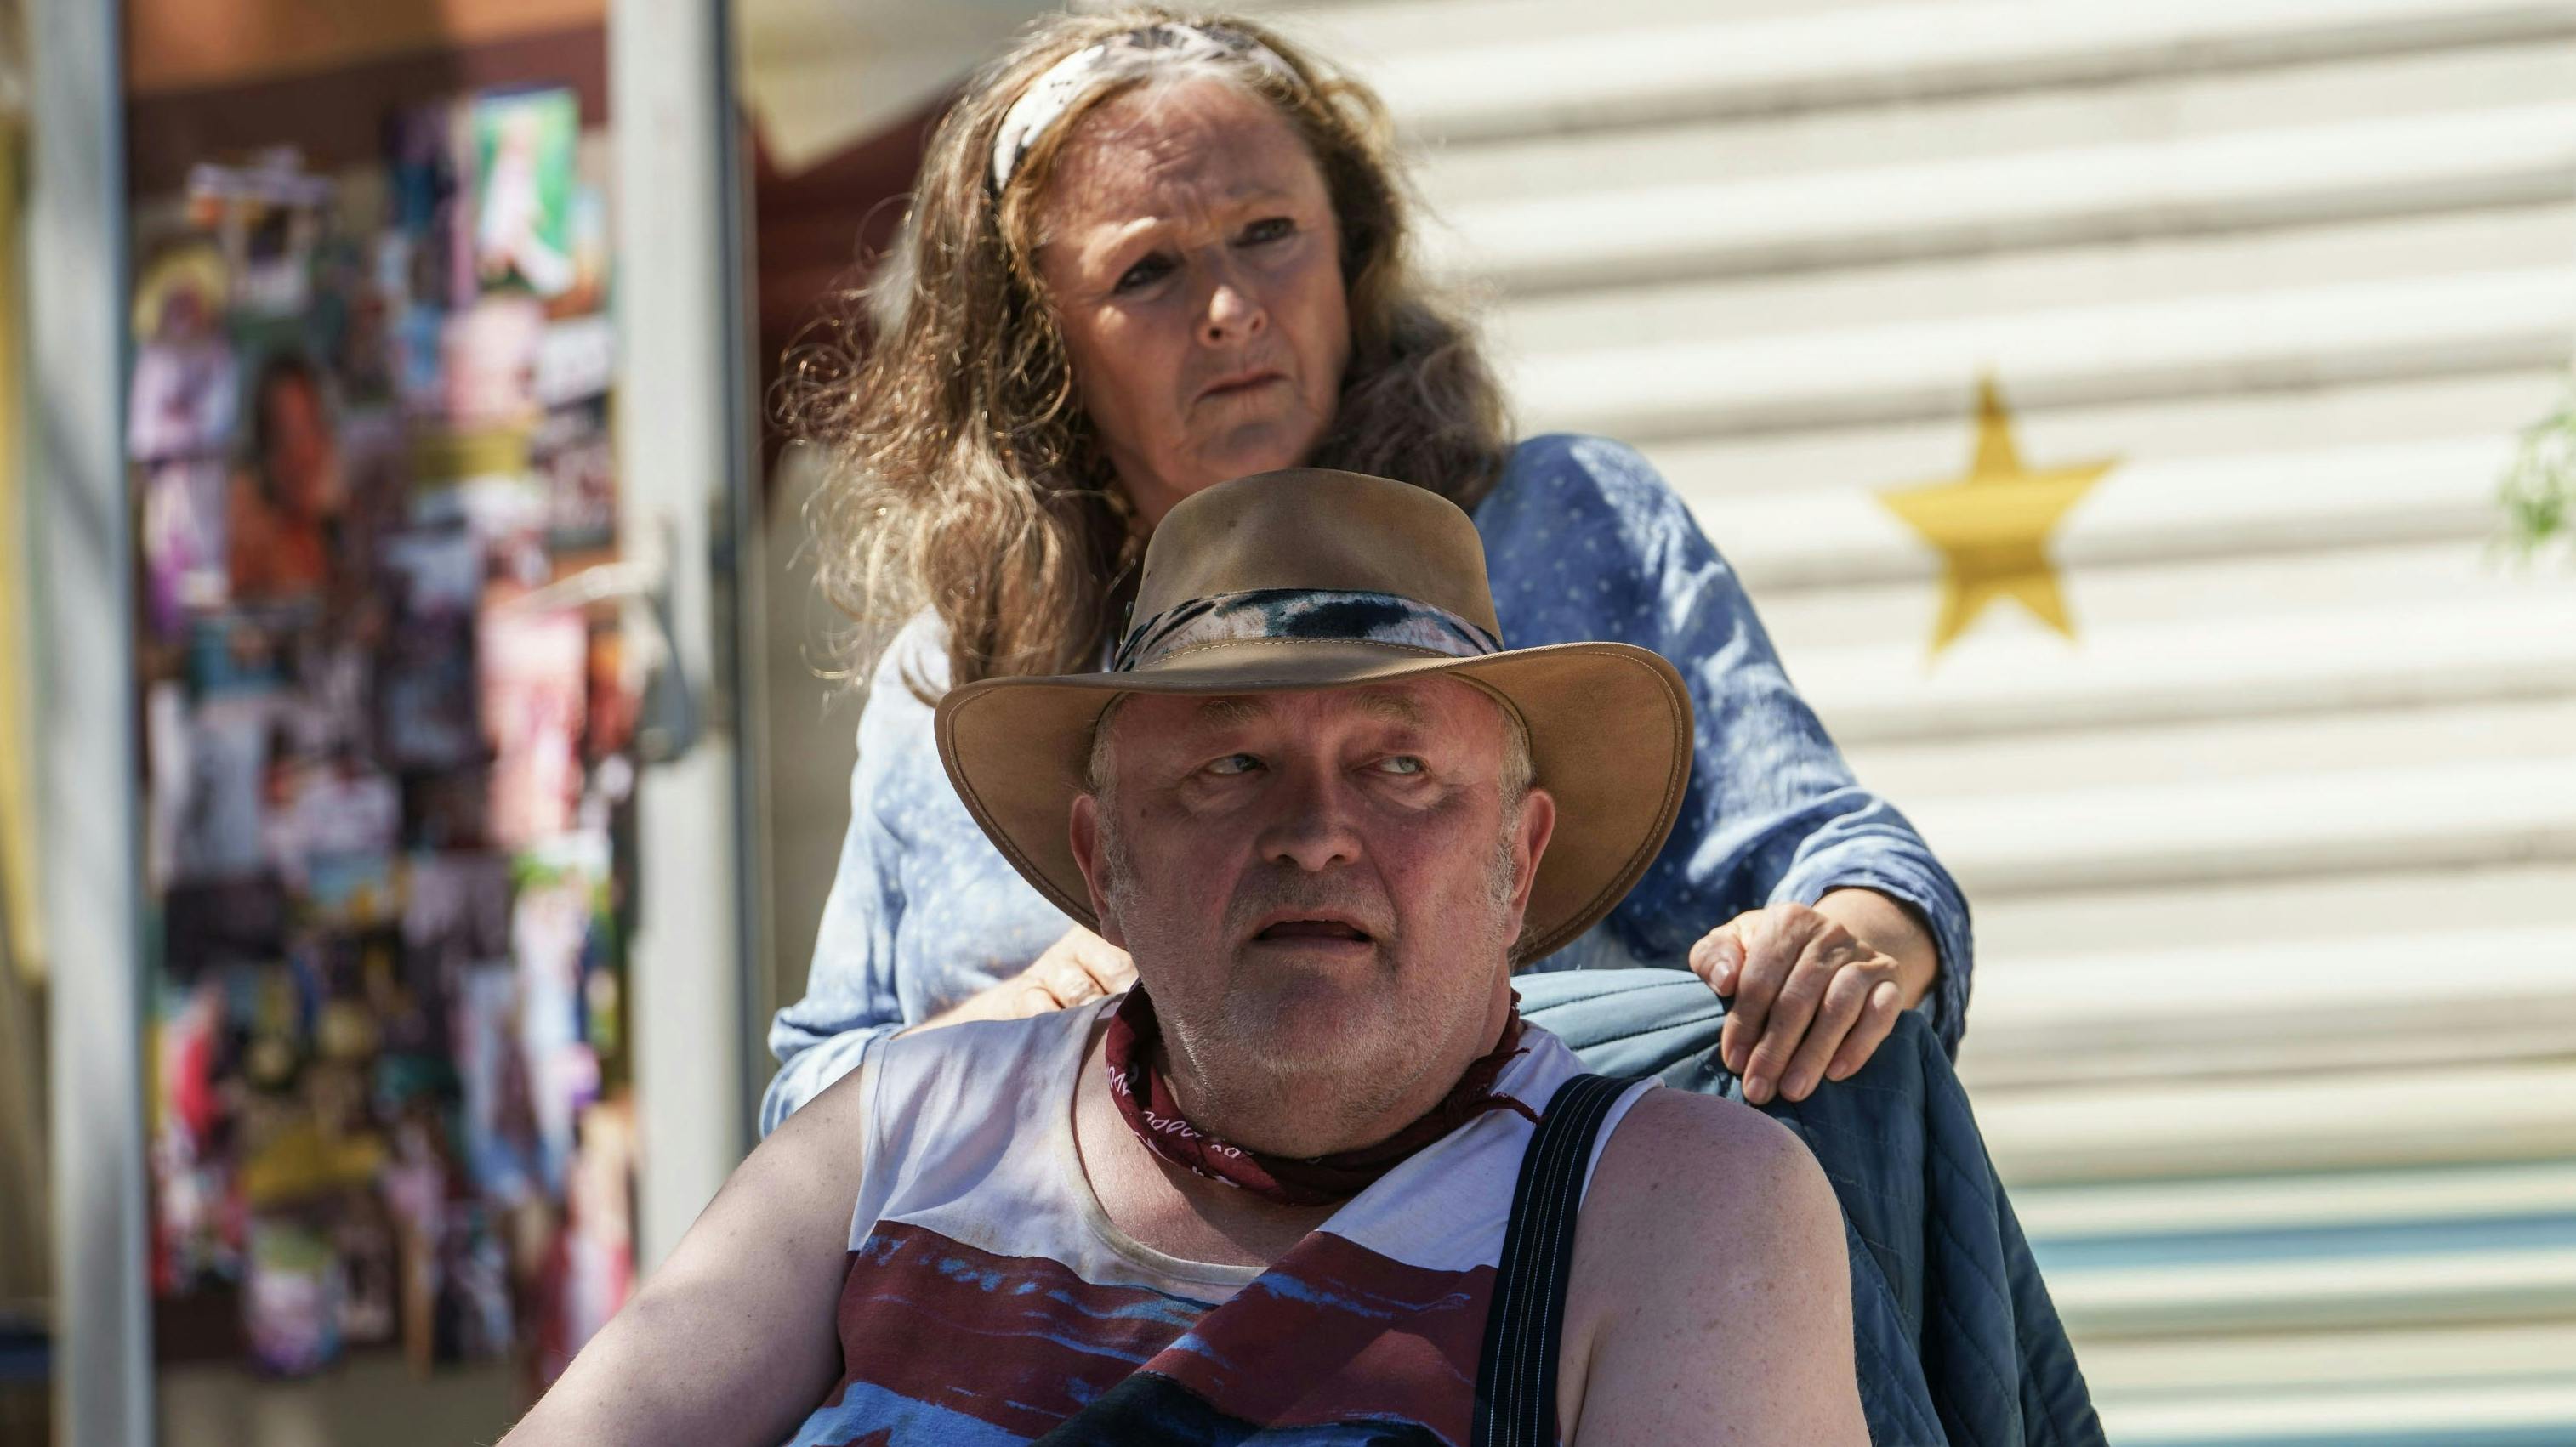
[762,434,1974,1132]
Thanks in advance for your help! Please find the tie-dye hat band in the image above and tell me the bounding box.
[1111,588,1507,672]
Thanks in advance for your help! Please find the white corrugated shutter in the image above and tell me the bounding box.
[1250,1,2576,1439]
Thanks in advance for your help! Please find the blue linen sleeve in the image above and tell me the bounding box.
[1487,436,1976,1050]
[758,624,938,1134]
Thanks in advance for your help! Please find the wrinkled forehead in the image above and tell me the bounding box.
[1032,75,1321,237]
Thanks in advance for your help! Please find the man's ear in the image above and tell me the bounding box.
[1508,786,1557,926]
[1067,792,1128,949]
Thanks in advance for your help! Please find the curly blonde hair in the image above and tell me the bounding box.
[787,5,1512,697]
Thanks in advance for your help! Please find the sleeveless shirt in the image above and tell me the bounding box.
[781,997,1655,1445]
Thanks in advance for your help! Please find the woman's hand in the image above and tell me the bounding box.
[1687,894,1931,1105]
[901,926,1138,1036]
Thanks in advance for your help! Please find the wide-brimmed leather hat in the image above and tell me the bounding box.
[934,468,1692,960]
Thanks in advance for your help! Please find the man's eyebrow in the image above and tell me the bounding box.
[1349,690,1428,728]
[1194,696,1273,727]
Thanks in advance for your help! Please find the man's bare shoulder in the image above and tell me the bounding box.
[1561,1087,1864,1444]
[1603,1087,1824,1195]
[1584,1087,1838,1260]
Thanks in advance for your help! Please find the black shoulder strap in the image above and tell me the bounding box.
[1470,1073,1640,1447]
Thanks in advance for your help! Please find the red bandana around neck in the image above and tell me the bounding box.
[1102,985,1538,1207]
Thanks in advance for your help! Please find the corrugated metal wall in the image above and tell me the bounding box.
[1248,1,2576,1441]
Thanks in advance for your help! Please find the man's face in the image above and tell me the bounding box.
[1069,678,1555,1128]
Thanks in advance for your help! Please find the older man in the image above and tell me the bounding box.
[503,472,1864,1446]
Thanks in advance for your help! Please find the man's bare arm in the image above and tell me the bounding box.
[1561,1089,1867,1446]
[498,1058,879,1446]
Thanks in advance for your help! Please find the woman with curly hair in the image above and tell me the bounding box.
[765,7,1975,1132]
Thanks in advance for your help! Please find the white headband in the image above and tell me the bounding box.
[989,22,1301,194]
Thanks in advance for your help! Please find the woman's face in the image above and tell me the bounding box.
[1035,77,1351,529]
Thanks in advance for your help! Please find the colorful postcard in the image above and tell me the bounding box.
[478,607,588,850]
[168,695,276,885]
[141,460,234,635]
[438,294,546,431]
[334,1194,401,1347]
[435,1209,516,1362]
[185,612,293,699]
[511,831,611,1197]
[533,399,615,553]
[535,1094,634,1382]
[401,852,514,974]
[129,337,240,462]
[263,763,401,884]
[130,241,230,347]
[455,962,538,1204]
[380,614,481,773]
[185,150,333,317]
[386,102,474,312]
[304,851,398,930]
[383,526,485,618]
[243,1217,346,1376]
[560,182,611,315]
[150,979,241,1291]
[274,641,373,763]
[471,89,580,299]
[228,350,345,605]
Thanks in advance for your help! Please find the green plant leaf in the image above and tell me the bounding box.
[2499,373,2576,568]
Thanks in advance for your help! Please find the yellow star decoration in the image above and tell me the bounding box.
[1877,377,2118,657]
